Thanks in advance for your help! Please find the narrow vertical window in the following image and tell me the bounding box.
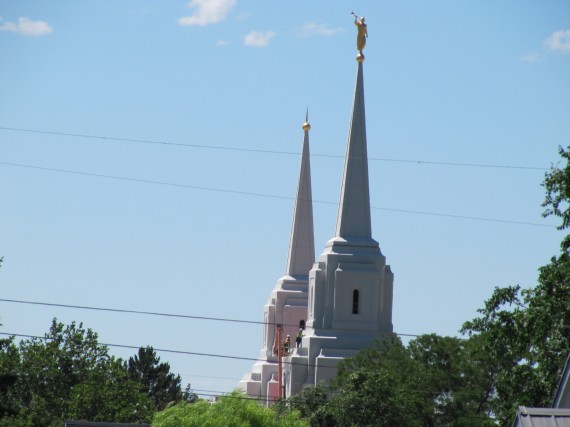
[352,290,359,314]
[299,320,305,330]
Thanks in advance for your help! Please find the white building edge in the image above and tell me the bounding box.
[240,56,394,404]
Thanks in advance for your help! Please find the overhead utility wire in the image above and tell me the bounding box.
[0,336,490,403]
[0,333,492,402]
[0,332,480,385]
[190,392,269,403]
[0,332,261,363]
[181,391,496,419]
[54,383,490,413]
[0,126,547,171]
[191,387,493,401]
[182,373,240,381]
[0,161,554,228]
[0,298,422,338]
[0,331,473,386]
[0,365,460,404]
[0,332,350,371]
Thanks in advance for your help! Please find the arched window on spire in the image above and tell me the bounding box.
[352,289,359,314]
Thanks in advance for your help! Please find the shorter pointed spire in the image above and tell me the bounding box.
[285,113,315,277]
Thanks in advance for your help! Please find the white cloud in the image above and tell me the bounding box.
[244,30,275,47]
[0,16,52,36]
[215,39,229,46]
[299,22,343,37]
[128,8,155,17]
[544,29,570,53]
[235,11,251,22]
[521,52,545,63]
[178,0,236,27]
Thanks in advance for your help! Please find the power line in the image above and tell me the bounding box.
[0,126,302,157]
[0,332,270,365]
[0,359,492,410]
[0,298,423,338]
[182,374,241,382]
[0,331,257,360]
[0,331,493,404]
[0,160,295,199]
[369,157,546,171]
[0,161,555,228]
[175,390,497,421]
[0,298,263,326]
[0,125,547,171]
[371,206,553,227]
[0,331,348,371]
[0,331,491,392]
[191,387,494,401]
[190,391,269,402]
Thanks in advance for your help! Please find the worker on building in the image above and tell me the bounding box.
[284,335,291,355]
[296,328,304,348]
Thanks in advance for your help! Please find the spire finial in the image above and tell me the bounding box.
[302,109,311,132]
[351,11,367,62]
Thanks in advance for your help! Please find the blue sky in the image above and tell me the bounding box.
[1,0,569,396]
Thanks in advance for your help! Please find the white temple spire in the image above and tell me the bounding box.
[240,114,314,404]
[285,113,315,277]
[334,62,373,241]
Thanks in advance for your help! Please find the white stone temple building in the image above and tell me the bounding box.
[238,113,315,404]
[240,56,394,404]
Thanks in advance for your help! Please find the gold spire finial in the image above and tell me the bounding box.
[351,11,367,61]
[302,109,311,132]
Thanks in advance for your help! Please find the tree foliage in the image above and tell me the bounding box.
[282,380,335,426]
[460,145,570,425]
[67,356,153,423]
[0,319,156,425]
[153,390,307,427]
[461,250,570,425]
[287,336,495,427]
[127,346,194,410]
[0,337,22,421]
[543,146,570,244]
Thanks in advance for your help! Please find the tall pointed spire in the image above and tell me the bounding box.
[334,62,373,241]
[285,112,315,276]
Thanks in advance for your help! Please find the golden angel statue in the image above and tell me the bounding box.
[351,12,368,55]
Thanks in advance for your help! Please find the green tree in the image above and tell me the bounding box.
[153,390,307,427]
[17,319,111,424]
[127,346,192,410]
[285,382,335,427]
[67,356,154,423]
[542,145,570,248]
[461,254,570,425]
[287,336,494,427]
[0,337,22,421]
[332,338,425,427]
[407,334,496,426]
[461,145,570,425]
[0,319,153,426]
